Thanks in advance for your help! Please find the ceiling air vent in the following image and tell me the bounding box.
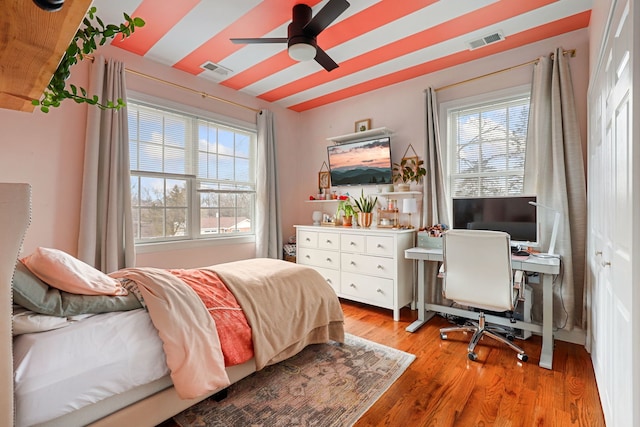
[467,31,505,50]
[200,61,232,77]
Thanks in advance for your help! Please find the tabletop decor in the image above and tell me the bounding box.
[354,118,371,132]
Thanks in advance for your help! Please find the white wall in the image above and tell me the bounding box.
[290,29,590,236]
[0,28,589,269]
[0,45,302,269]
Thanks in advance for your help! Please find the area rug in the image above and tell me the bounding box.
[173,334,415,427]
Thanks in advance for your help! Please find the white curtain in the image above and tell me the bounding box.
[256,109,282,259]
[524,48,587,330]
[78,56,135,273]
[423,88,450,303]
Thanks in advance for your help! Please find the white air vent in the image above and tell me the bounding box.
[200,61,232,77]
[467,31,505,50]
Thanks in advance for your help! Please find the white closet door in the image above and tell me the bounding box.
[587,1,637,425]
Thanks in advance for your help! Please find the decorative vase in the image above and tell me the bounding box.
[397,183,410,192]
[357,212,373,228]
[312,211,322,226]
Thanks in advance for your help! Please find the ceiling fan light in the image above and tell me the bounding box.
[288,43,316,62]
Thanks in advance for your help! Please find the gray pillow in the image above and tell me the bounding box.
[12,261,141,317]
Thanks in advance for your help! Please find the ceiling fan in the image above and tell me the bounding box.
[230,0,350,72]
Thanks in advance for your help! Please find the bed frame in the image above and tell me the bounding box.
[1,183,256,427]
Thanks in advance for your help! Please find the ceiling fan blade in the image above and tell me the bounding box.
[230,37,288,44]
[304,0,350,37]
[314,46,339,72]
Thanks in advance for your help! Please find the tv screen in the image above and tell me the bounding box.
[452,196,538,244]
[327,137,393,186]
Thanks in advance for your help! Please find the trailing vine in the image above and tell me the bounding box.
[32,7,145,113]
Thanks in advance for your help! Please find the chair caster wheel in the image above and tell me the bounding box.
[440,332,447,340]
[506,334,515,341]
[467,352,478,361]
[517,353,528,362]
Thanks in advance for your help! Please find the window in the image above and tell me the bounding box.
[127,101,257,244]
[446,92,530,197]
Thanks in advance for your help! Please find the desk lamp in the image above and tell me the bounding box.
[402,198,417,229]
[528,201,561,257]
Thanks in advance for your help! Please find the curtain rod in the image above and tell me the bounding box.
[434,48,576,93]
[87,55,260,113]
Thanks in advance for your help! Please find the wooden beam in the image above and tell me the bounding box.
[0,0,92,112]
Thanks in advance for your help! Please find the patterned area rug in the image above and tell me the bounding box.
[173,334,415,427]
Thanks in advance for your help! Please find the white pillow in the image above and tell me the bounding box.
[21,247,127,296]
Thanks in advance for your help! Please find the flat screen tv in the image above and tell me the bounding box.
[327,137,393,186]
[452,195,538,246]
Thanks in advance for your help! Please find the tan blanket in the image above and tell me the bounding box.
[206,258,345,370]
[109,268,230,399]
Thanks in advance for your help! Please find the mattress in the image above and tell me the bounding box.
[13,309,170,427]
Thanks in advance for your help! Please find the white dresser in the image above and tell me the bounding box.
[295,225,415,320]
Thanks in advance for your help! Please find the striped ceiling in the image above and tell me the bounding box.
[92,0,592,112]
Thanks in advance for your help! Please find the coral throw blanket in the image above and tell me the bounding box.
[110,258,344,399]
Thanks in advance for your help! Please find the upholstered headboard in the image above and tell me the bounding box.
[0,183,31,427]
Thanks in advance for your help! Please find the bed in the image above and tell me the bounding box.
[1,183,344,427]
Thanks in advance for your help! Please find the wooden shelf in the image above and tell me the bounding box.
[379,191,421,197]
[0,0,92,112]
[327,127,394,144]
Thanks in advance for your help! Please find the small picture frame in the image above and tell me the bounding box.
[354,119,371,132]
[318,171,330,189]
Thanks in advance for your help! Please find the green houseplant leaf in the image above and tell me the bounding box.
[392,158,427,184]
[352,190,378,213]
[32,7,145,113]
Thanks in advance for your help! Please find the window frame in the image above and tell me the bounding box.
[127,92,257,251]
[439,84,532,201]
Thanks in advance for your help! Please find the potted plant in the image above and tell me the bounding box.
[32,7,145,113]
[352,190,378,228]
[336,200,355,227]
[392,158,427,191]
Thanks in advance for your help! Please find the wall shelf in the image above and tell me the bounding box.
[327,127,394,144]
[378,191,421,197]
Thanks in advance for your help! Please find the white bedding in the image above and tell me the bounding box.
[13,309,169,427]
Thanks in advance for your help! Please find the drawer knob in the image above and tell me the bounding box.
[305,255,310,259]
[350,241,356,246]
[350,283,356,288]
[602,261,611,267]
[326,258,332,262]
[376,288,383,293]
[306,238,311,242]
[326,279,332,284]
[377,265,383,269]
[350,261,356,266]
[595,251,603,256]
[377,243,383,248]
[326,239,332,244]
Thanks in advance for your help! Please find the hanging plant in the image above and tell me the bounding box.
[32,7,145,113]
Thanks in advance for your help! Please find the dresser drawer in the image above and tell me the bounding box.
[341,233,365,253]
[341,253,395,279]
[318,232,340,250]
[298,230,318,248]
[341,272,394,308]
[298,247,340,270]
[312,266,340,294]
[366,235,394,257]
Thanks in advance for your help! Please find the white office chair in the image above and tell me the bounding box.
[439,229,528,362]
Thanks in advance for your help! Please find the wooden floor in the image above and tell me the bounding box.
[159,300,606,426]
[343,300,606,427]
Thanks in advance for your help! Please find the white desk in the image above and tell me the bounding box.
[404,247,560,369]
